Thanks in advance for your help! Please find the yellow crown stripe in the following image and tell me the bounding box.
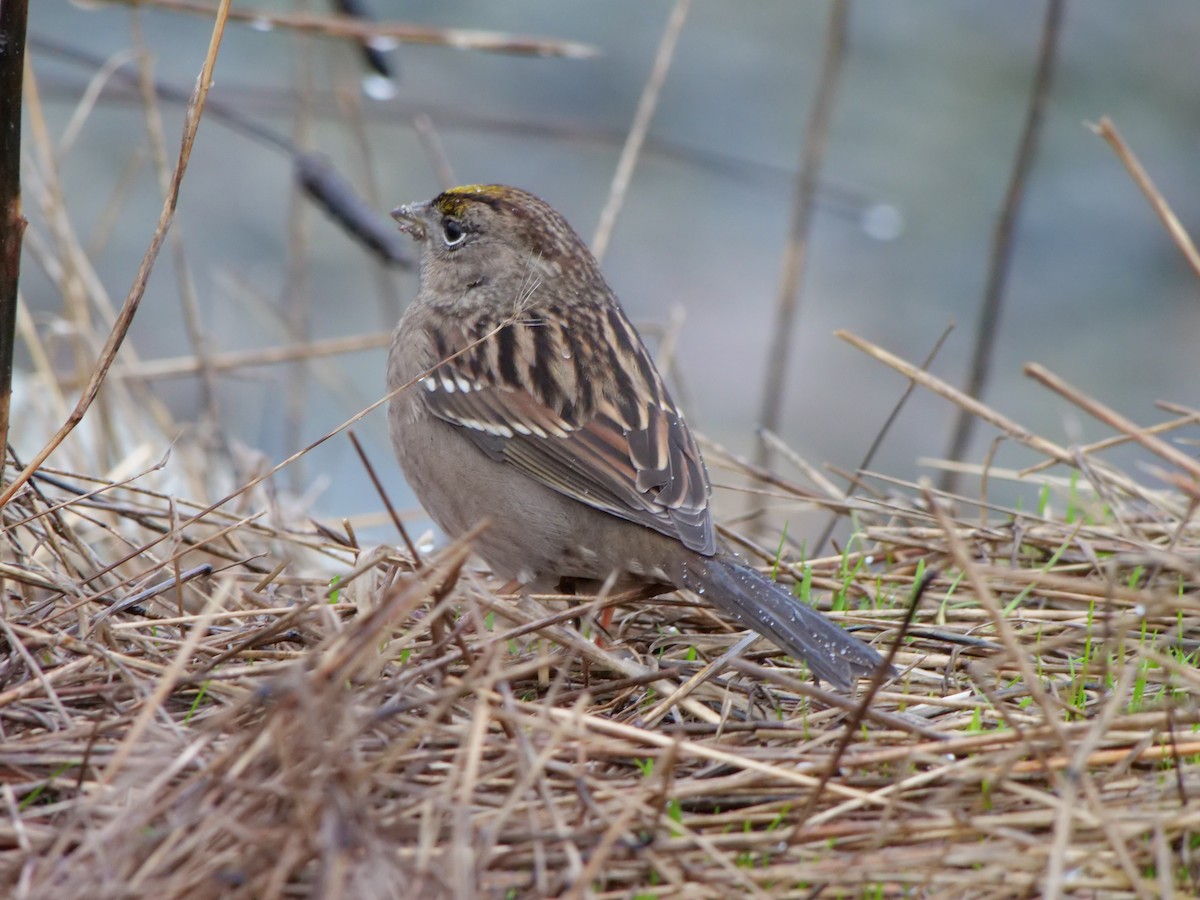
[435,184,511,217]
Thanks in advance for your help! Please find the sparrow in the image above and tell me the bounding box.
[386,184,885,689]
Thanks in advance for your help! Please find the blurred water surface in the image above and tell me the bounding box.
[22,1,1200,542]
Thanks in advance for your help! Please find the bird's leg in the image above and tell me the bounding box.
[496,578,524,596]
[427,557,474,670]
[546,576,590,684]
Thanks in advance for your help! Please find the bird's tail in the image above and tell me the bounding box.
[676,555,887,690]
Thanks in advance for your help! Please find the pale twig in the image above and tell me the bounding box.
[1019,412,1200,476]
[813,321,955,555]
[412,113,457,190]
[130,13,225,443]
[281,24,318,486]
[101,577,232,784]
[1045,661,1148,900]
[591,0,691,261]
[53,318,521,593]
[926,488,1069,749]
[1025,362,1200,483]
[57,331,391,386]
[837,330,1161,504]
[0,0,232,508]
[1090,116,1200,282]
[112,0,600,59]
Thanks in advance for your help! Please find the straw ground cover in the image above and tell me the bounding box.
[5,5,1200,899]
[2,356,1199,896]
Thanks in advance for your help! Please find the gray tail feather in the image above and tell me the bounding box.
[678,555,888,690]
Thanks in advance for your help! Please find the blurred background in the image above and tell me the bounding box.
[18,1,1200,546]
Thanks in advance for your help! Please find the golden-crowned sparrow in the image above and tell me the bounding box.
[387,184,884,689]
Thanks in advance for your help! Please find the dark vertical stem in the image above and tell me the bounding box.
[939,0,1066,493]
[811,322,955,557]
[0,0,231,510]
[0,0,30,461]
[750,0,849,521]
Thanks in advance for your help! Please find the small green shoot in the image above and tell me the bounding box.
[666,798,683,836]
[19,762,74,810]
[184,680,211,725]
[770,522,789,581]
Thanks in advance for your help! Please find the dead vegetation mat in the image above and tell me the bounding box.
[2,408,1199,899]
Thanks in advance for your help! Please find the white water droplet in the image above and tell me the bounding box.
[861,203,904,241]
[367,36,400,53]
[363,74,397,101]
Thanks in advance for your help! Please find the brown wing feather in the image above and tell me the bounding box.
[418,316,715,555]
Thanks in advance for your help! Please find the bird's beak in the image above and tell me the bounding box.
[391,202,429,241]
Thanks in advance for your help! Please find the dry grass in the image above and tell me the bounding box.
[8,7,1200,899]
[2,379,1199,898]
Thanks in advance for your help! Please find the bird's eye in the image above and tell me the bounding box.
[442,218,465,247]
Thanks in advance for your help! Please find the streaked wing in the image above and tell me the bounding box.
[417,314,715,555]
